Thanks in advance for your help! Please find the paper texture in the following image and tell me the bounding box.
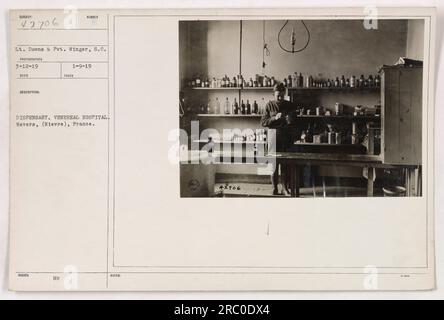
[8,7,436,291]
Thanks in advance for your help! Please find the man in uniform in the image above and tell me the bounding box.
[261,83,297,195]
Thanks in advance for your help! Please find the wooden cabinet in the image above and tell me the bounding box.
[381,66,422,165]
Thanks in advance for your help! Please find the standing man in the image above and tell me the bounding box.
[261,83,296,195]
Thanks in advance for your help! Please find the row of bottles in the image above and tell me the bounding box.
[293,103,380,117]
[199,97,268,115]
[207,129,267,143]
[186,73,381,89]
[187,74,278,88]
[284,73,381,88]
[299,122,366,145]
[227,129,267,143]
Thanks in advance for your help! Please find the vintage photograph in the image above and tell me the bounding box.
[179,19,424,198]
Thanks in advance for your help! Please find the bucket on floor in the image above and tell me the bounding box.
[383,186,406,197]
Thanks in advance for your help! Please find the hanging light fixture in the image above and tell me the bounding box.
[278,20,310,54]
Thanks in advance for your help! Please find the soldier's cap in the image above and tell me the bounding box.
[273,83,286,92]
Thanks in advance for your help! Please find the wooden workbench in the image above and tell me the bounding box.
[180,151,422,197]
[267,152,421,197]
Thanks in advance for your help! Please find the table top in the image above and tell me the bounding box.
[180,150,420,168]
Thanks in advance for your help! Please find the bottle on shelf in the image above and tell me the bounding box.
[259,98,266,114]
[368,75,374,87]
[270,76,276,86]
[346,78,350,87]
[298,73,304,87]
[340,75,346,87]
[241,100,246,114]
[292,73,298,87]
[375,74,381,87]
[246,100,251,114]
[231,77,236,87]
[223,97,230,114]
[334,77,339,87]
[256,74,262,87]
[206,99,211,114]
[359,74,365,87]
[350,75,356,88]
[214,97,220,114]
[232,98,239,114]
[335,132,342,144]
[283,78,288,87]
[287,75,293,88]
[253,100,258,114]
[305,122,313,143]
[249,77,254,87]
[328,131,334,144]
[307,75,314,88]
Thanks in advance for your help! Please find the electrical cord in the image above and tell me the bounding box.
[262,21,270,69]
[278,20,310,53]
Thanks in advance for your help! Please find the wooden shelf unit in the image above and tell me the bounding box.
[185,86,380,92]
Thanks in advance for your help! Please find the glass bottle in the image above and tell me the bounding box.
[246,100,251,114]
[326,79,330,87]
[350,75,356,88]
[368,75,374,87]
[261,98,266,114]
[253,100,258,114]
[241,100,246,114]
[375,74,381,87]
[232,98,239,114]
[206,99,211,114]
[359,74,365,87]
[270,76,276,86]
[214,97,220,114]
[227,75,232,87]
[340,75,346,87]
[223,97,230,114]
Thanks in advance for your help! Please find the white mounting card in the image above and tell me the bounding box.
[8,7,436,291]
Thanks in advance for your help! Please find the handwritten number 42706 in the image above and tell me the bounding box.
[20,17,58,29]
